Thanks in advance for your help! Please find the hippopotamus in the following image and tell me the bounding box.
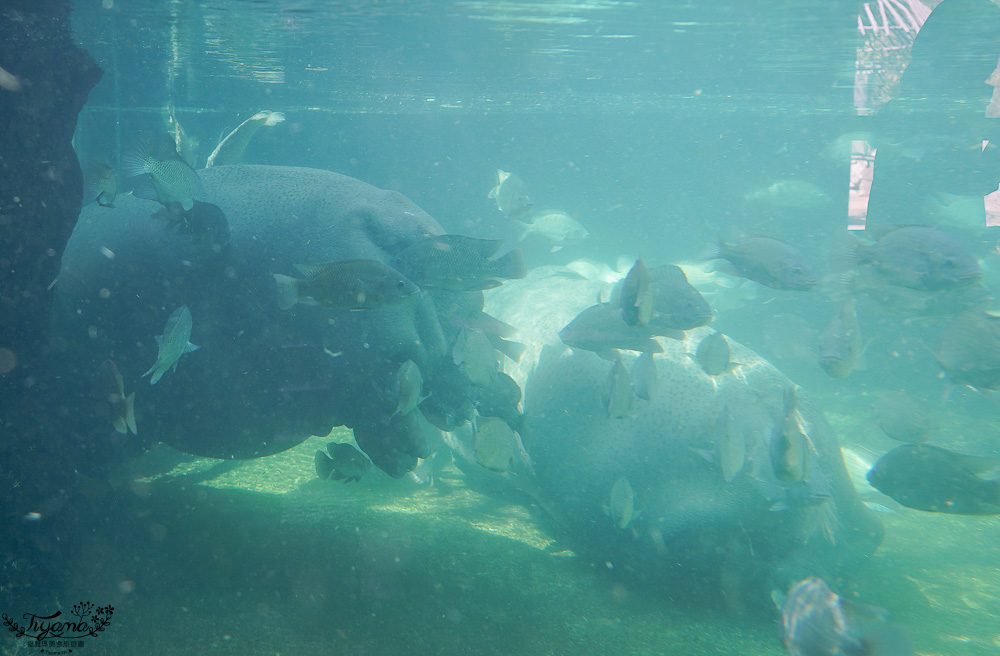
[472,267,884,607]
[53,165,471,474]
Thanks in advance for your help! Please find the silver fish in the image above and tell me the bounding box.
[603,358,633,418]
[473,416,519,473]
[85,163,117,207]
[694,331,734,376]
[393,359,427,418]
[870,390,930,443]
[488,169,534,219]
[630,351,657,401]
[93,359,136,435]
[142,305,199,385]
[453,327,498,387]
[620,258,653,327]
[516,211,588,251]
[818,298,864,379]
[608,477,638,529]
[703,235,818,291]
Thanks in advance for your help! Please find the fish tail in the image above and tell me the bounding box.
[111,415,127,434]
[148,366,165,385]
[698,242,723,261]
[273,274,300,310]
[263,111,285,126]
[314,451,334,479]
[491,248,527,280]
[121,141,155,179]
[125,392,138,435]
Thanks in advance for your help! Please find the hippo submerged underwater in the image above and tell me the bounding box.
[53,164,882,606]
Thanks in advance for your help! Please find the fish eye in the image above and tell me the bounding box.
[944,258,955,268]
[396,280,406,290]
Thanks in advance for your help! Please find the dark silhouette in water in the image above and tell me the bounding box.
[866,0,1000,230]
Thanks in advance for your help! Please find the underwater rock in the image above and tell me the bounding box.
[479,267,884,606]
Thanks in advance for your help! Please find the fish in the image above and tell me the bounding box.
[0,65,22,92]
[745,180,831,209]
[452,327,498,387]
[315,442,373,483]
[558,302,667,359]
[205,110,285,168]
[474,372,524,432]
[817,298,864,378]
[770,387,809,485]
[841,225,980,291]
[142,305,199,385]
[934,310,1000,392]
[694,331,735,376]
[122,138,207,211]
[473,416,519,473]
[273,259,419,311]
[602,358,634,419]
[646,264,713,331]
[870,391,930,443]
[703,235,818,291]
[630,351,657,401]
[487,169,534,219]
[85,163,117,207]
[151,201,231,247]
[392,360,427,418]
[93,359,137,435]
[867,443,1000,514]
[780,577,912,656]
[391,235,526,292]
[607,477,638,529]
[516,211,588,251]
[619,258,653,327]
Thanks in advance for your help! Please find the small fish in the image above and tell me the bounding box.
[607,476,638,529]
[142,305,199,385]
[474,372,524,432]
[391,234,526,292]
[452,327,498,387]
[620,258,653,327]
[770,387,809,485]
[867,443,1000,514]
[934,310,1000,392]
[205,110,286,168]
[0,65,22,92]
[745,180,831,209]
[316,442,373,483]
[630,351,657,401]
[488,169,534,219]
[273,259,419,311]
[473,416,519,473]
[122,138,207,211]
[93,360,136,435]
[646,264,713,331]
[780,577,911,656]
[392,360,427,418]
[603,358,634,418]
[516,211,588,251]
[703,235,818,291]
[870,391,930,443]
[694,331,735,376]
[843,225,980,291]
[559,303,668,359]
[85,163,117,207]
[818,298,864,379]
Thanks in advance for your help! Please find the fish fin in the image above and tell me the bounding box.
[293,263,324,278]
[180,197,195,211]
[121,141,154,178]
[125,392,137,435]
[154,335,164,346]
[488,334,527,362]
[490,248,527,280]
[487,185,499,200]
[689,446,715,463]
[273,273,300,310]
[264,111,285,127]
[148,366,165,385]
[698,242,723,261]
[111,415,127,434]
[550,245,563,253]
[595,348,620,361]
[183,341,200,354]
[130,177,159,203]
[314,451,334,479]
